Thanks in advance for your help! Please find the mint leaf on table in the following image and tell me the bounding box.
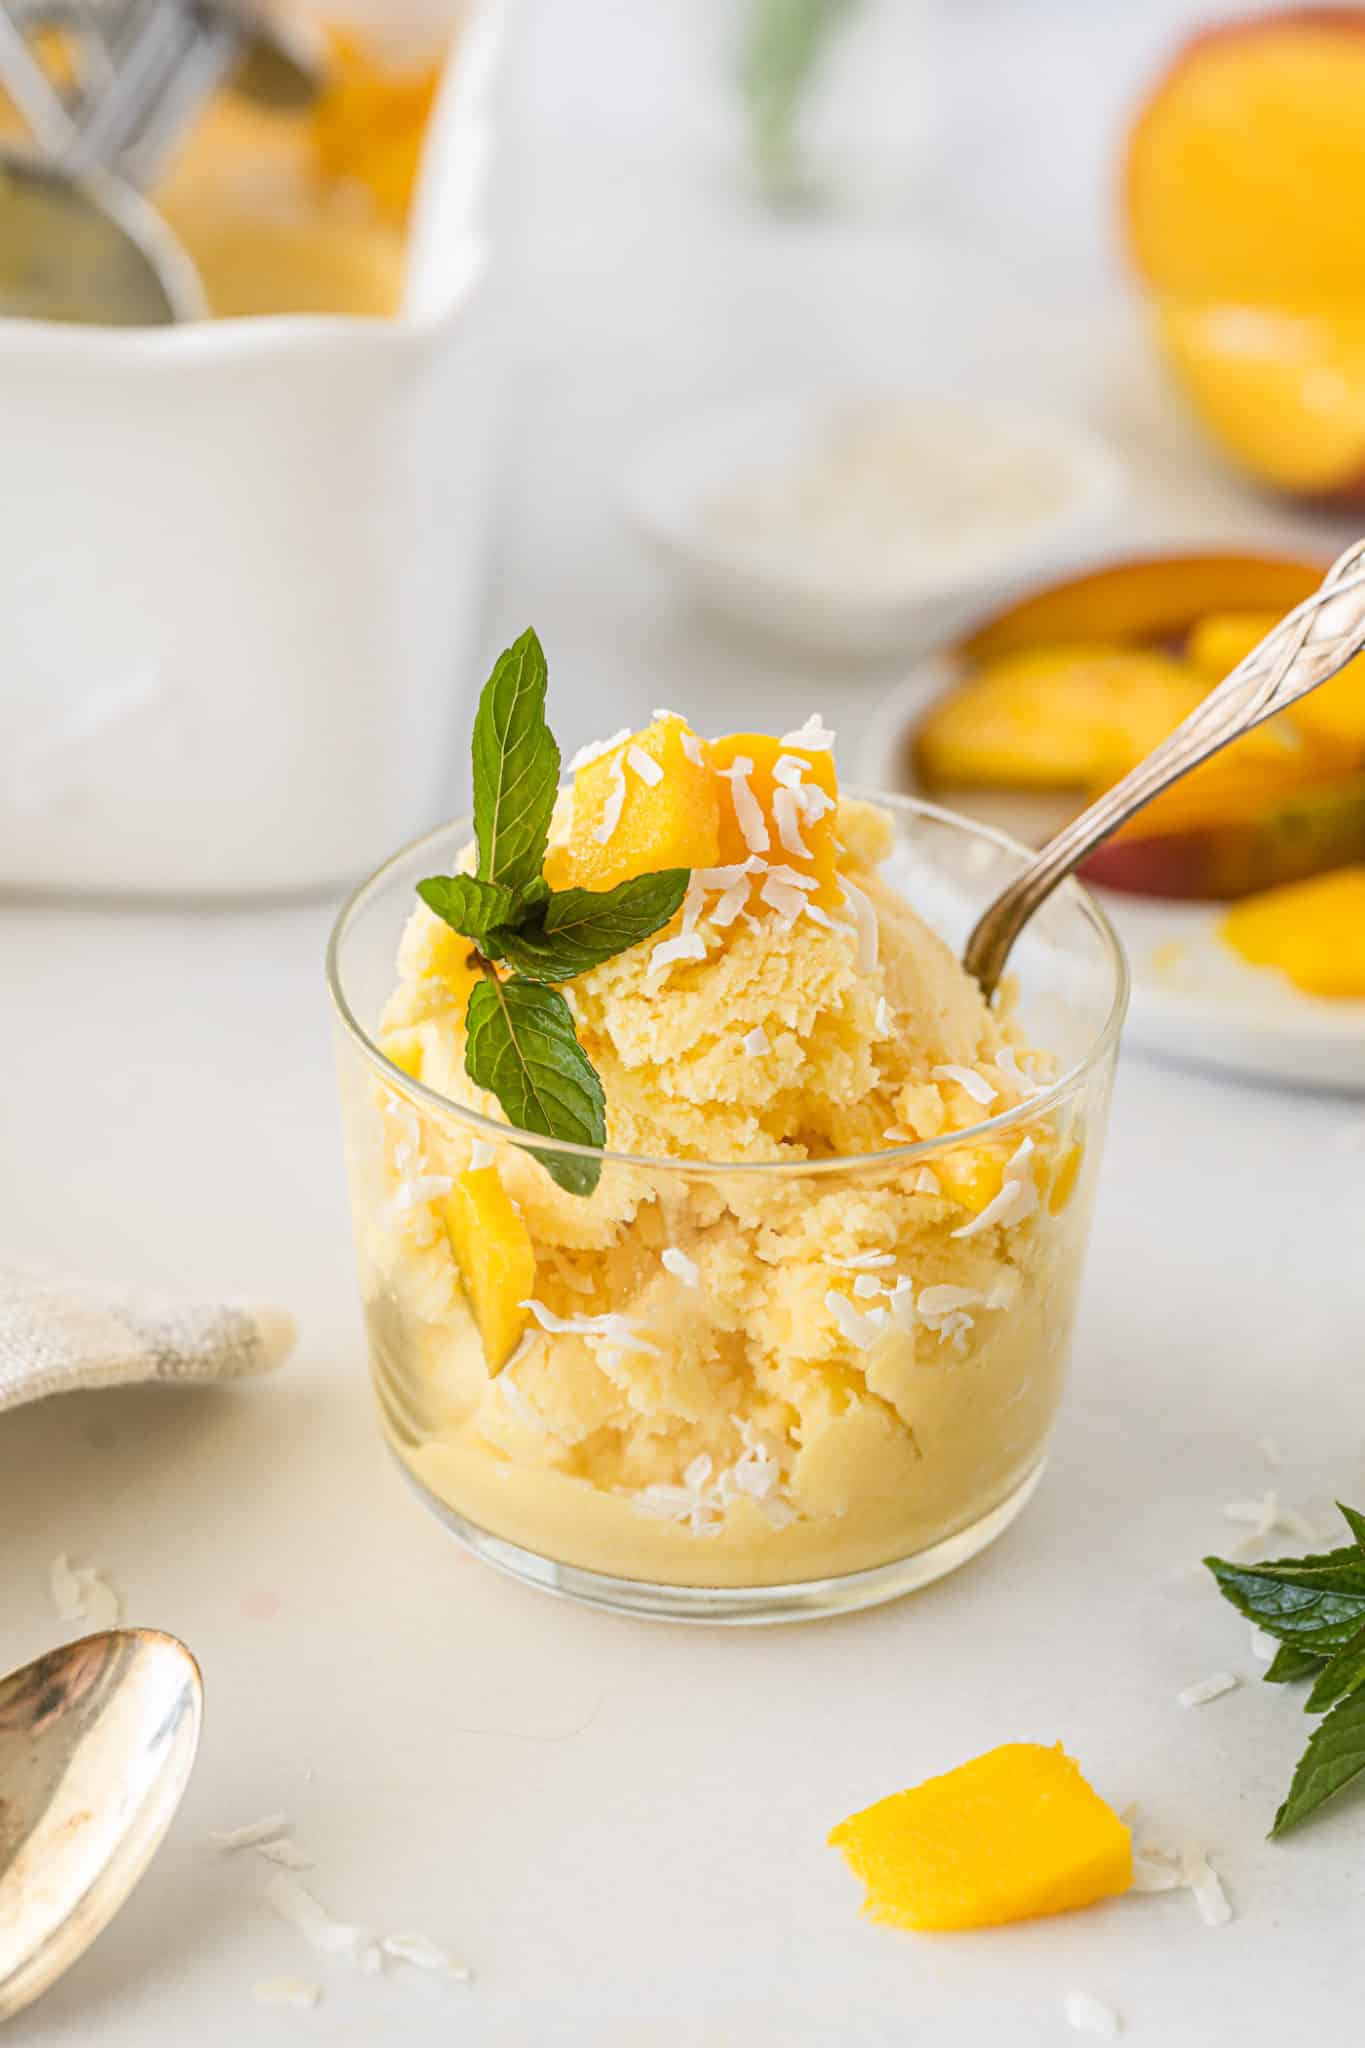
[1208,1503,1365,1836]
[1203,1550,1365,1654]
[1305,1624,1365,1714]
[464,977,606,1198]
[1265,1643,1327,1685]
[471,628,560,894]
[416,874,518,945]
[1272,1691,1365,1837]
[491,870,690,980]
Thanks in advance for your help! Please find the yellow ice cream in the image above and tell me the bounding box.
[351,718,1093,1589]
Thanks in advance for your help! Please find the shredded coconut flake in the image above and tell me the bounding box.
[649,930,708,977]
[932,1064,998,1107]
[771,784,811,857]
[841,881,878,973]
[781,714,835,750]
[1250,1627,1277,1665]
[263,1873,383,1972]
[874,996,894,1037]
[827,1250,896,1271]
[382,1931,471,1981]
[626,743,663,787]
[210,1815,290,1853]
[1177,1673,1239,1708]
[521,1299,661,1357]
[592,757,628,845]
[1222,1492,1332,1557]
[995,1045,1042,1095]
[50,1553,121,1629]
[825,1288,891,1351]
[567,727,629,773]
[910,1166,940,1196]
[255,1838,315,1871]
[254,1978,322,2009]
[950,1138,1039,1240]
[718,756,771,854]
[468,1138,495,1172]
[1185,1850,1232,1927]
[679,730,705,766]
[661,1247,700,1288]
[742,1026,770,1056]
[392,1174,454,1213]
[1064,1991,1123,2040]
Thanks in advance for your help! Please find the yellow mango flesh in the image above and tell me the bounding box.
[1221,865,1365,998]
[710,733,843,908]
[1191,612,1365,765]
[543,716,721,893]
[917,648,1209,792]
[1048,1139,1084,1216]
[379,1028,425,1081]
[935,1145,1008,1216]
[830,1742,1132,1933]
[440,1168,536,1373]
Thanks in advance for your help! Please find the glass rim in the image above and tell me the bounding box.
[325,789,1130,1181]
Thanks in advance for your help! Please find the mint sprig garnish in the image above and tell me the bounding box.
[1207,1501,1365,1835]
[416,630,692,1197]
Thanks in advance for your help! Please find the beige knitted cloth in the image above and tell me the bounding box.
[0,1256,296,1415]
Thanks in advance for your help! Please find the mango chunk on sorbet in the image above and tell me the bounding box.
[934,1144,1010,1216]
[1221,866,1365,998]
[440,1168,536,1373]
[544,715,721,893]
[829,1743,1132,1932]
[379,1027,426,1081]
[710,733,842,908]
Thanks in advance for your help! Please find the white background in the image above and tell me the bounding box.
[3,3,1364,2041]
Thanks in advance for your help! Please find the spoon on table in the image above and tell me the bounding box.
[964,537,1365,999]
[0,1630,202,2022]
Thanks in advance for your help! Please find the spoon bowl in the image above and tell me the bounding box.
[0,1630,202,2022]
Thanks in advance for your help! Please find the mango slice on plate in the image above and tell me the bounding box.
[1220,865,1365,998]
[440,1168,536,1373]
[830,1742,1132,1932]
[1189,612,1365,765]
[710,732,842,907]
[961,554,1321,661]
[544,715,721,893]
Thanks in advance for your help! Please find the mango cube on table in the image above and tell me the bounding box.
[829,1742,1132,1932]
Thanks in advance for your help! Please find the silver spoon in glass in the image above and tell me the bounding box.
[0,1629,203,2022]
[963,536,1365,1000]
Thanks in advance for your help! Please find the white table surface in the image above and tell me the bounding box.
[5,3,1365,2041]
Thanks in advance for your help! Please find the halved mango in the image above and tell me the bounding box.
[1221,865,1365,996]
[1083,773,1365,899]
[916,648,1208,793]
[961,555,1321,662]
[710,733,842,907]
[1190,610,1365,764]
[543,715,721,893]
[440,1168,536,1373]
[830,1742,1132,1932]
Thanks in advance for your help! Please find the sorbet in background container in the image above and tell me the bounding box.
[331,755,1126,1624]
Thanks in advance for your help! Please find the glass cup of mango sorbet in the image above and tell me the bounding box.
[329,771,1127,1624]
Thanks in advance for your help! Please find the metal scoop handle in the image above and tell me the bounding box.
[962,537,1365,1000]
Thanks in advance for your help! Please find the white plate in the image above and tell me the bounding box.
[863,665,1365,1094]
[621,390,1125,660]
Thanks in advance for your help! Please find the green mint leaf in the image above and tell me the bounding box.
[1272,1689,1365,1836]
[1338,1502,1365,1552]
[490,870,691,981]
[1204,1550,1365,1653]
[417,874,518,945]
[1305,1622,1365,1715]
[464,975,605,1197]
[516,876,553,915]
[1265,1643,1327,1685]
[471,628,560,895]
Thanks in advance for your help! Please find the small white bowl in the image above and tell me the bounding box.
[622,391,1125,661]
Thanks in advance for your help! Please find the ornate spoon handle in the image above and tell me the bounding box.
[962,537,1365,999]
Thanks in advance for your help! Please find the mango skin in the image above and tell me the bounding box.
[829,1742,1132,1933]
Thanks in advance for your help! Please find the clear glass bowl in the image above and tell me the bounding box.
[328,794,1128,1624]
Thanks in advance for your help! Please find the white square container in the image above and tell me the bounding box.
[0,0,500,898]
